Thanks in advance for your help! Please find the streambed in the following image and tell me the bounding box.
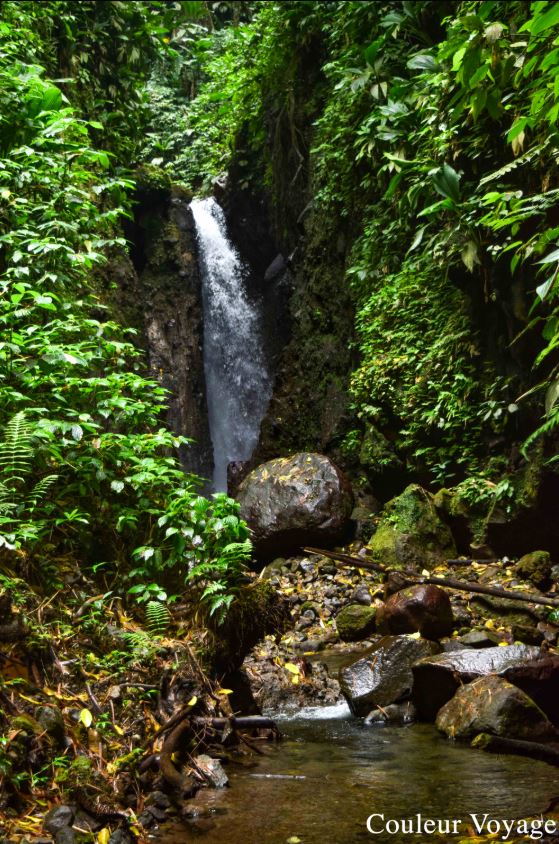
[155,705,558,844]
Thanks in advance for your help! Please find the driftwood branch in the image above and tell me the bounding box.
[304,547,559,608]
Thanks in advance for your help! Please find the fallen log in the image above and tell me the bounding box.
[304,547,559,608]
[472,733,559,767]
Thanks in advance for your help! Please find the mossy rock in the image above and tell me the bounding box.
[515,550,552,590]
[335,603,377,642]
[368,484,456,570]
[359,425,403,472]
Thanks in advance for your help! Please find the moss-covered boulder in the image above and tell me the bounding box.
[436,675,557,741]
[335,603,377,642]
[515,550,552,590]
[368,484,456,569]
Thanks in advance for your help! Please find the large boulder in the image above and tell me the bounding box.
[339,634,440,716]
[436,675,557,742]
[237,453,353,556]
[368,484,456,570]
[411,644,559,721]
[376,584,453,640]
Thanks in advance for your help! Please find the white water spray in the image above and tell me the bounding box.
[190,197,272,491]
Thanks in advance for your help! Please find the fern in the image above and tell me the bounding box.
[0,411,34,487]
[145,599,171,636]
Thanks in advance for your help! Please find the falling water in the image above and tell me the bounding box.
[190,197,272,491]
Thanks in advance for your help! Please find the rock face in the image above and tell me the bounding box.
[118,181,212,479]
[436,675,557,741]
[411,644,559,721]
[237,453,353,556]
[335,604,377,642]
[368,484,456,569]
[339,635,439,717]
[376,585,453,640]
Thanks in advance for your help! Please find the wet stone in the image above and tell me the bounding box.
[436,675,557,742]
[44,805,75,834]
[340,634,440,717]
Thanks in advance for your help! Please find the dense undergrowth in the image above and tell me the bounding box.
[145,0,559,484]
[0,1,249,618]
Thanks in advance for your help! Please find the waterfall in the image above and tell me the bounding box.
[190,197,272,491]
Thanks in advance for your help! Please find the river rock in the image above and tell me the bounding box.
[335,604,377,642]
[193,754,229,788]
[339,634,440,716]
[368,484,456,569]
[515,550,552,590]
[364,701,416,725]
[436,675,557,741]
[376,584,453,639]
[236,453,353,556]
[44,805,74,834]
[411,644,557,721]
[36,705,65,745]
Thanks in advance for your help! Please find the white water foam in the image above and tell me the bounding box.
[272,700,352,721]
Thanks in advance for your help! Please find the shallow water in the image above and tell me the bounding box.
[155,709,558,844]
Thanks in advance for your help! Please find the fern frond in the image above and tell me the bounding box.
[0,412,34,486]
[27,474,59,508]
[145,600,171,636]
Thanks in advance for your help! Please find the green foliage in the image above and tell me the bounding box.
[145,599,171,636]
[188,534,252,624]
[0,2,253,613]
[0,413,58,545]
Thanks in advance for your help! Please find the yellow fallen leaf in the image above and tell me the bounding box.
[421,569,430,576]
[187,695,197,706]
[291,675,300,685]
[498,641,509,646]
[97,828,110,844]
[217,688,233,695]
[113,724,124,735]
[79,708,93,728]
[284,662,300,675]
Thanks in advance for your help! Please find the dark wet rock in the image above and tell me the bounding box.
[109,832,134,844]
[138,811,155,828]
[237,453,353,556]
[411,644,556,721]
[364,701,416,725]
[335,604,377,642]
[36,705,65,744]
[44,805,74,834]
[515,551,552,590]
[340,634,440,716]
[73,809,102,832]
[458,630,503,648]
[351,585,372,605]
[511,623,544,646]
[376,584,453,640]
[193,755,229,788]
[436,675,557,741]
[368,484,456,569]
[145,791,171,810]
[54,830,76,844]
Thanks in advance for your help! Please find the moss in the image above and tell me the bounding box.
[335,603,377,642]
[134,163,173,192]
[368,484,456,569]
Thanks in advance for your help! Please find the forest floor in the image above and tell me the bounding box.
[1,542,559,843]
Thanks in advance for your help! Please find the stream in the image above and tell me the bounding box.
[155,705,558,844]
